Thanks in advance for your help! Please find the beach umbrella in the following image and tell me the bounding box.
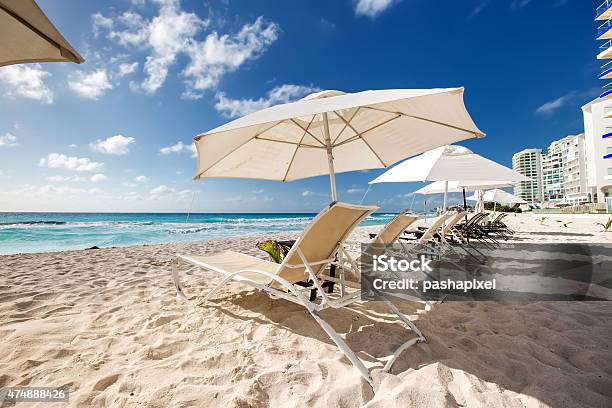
[413,180,514,195]
[414,180,516,216]
[0,0,84,67]
[369,145,530,211]
[467,188,526,212]
[193,88,484,201]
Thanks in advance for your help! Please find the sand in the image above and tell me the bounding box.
[1,213,611,407]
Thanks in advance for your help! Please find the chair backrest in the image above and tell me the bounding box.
[464,212,485,228]
[417,212,452,245]
[442,211,467,235]
[277,202,378,284]
[373,212,418,244]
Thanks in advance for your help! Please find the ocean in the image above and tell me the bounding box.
[0,212,397,255]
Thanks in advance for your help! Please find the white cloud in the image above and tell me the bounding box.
[68,144,78,148]
[354,0,399,18]
[149,185,195,200]
[535,95,572,115]
[117,62,139,77]
[103,1,205,94]
[15,184,103,198]
[0,64,53,103]
[90,173,108,182]
[535,88,599,115]
[183,17,279,99]
[301,190,330,198]
[39,153,103,172]
[0,133,18,147]
[135,175,149,182]
[69,69,114,99]
[160,141,196,157]
[347,187,365,194]
[150,185,173,195]
[46,175,86,182]
[510,0,533,9]
[92,12,114,37]
[469,0,489,18]
[96,2,278,97]
[215,84,320,117]
[90,134,135,155]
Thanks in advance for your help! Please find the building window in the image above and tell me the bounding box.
[609,167,612,176]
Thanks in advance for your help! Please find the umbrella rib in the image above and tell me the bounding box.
[332,114,401,153]
[282,115,316,182]
[289,119,326,147]
[332,107,361,145]
[333,110,387,167]
[254,136,321,148]
[361,106,484,136]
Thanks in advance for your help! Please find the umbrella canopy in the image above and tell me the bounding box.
[369,145,530,211]
[467,189,527,205]
[194,88,484,201]
[0,0,83,67]
[414,180,515,195]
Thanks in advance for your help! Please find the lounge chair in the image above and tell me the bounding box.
[171,202,426,385]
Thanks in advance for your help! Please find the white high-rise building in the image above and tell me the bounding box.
[587,1,612,209]
[512,149,544,203]
[582,99,612,205]
[561,133,589,204]
[542,139,564,203]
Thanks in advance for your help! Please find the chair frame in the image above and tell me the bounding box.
[172,202,426,386]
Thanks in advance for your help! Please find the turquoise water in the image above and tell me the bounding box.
[0,212,396,255]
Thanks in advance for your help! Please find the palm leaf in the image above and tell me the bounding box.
[256,240,283,263]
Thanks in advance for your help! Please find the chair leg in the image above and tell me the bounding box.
[327,263,336,293]
[380,296,427,372]
[308,309,374,386]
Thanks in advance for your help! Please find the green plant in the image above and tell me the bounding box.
[556,220,572,228]
[256,240,283,263]
[595,217,612,232]
[538,217,546,225]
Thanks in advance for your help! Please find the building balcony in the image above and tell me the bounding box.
[600,60,612,79]
[597,20,612,40]
[596,0,612,20]
[597,40,612,59]
[601,82,612,99]
[603,107,612,119]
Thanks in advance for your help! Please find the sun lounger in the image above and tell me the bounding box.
[172,202,426,385]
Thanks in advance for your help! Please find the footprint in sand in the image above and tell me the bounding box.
[93,373,120,391]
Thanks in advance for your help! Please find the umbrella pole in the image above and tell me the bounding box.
[322,112,337,202]
[462,187,468,223]
[442,181,448,212]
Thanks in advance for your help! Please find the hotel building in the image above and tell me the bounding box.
[512,149,544,203]
[582,1,612,207]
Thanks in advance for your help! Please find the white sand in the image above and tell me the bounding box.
[1,213,611,407]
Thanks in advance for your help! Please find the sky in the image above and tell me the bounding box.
[0,0,600,213]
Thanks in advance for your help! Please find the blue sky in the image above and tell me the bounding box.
[0,0,598,213]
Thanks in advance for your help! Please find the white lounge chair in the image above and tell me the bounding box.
[172,202,426,385]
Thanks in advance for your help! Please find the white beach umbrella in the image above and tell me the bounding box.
[193,88,484,201]
[0,0,84,66]
[414,180,515,215]
[369,145,530,211]
[467,188,526,211]
[413,180,514,195]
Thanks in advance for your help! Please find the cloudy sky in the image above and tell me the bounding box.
[0,0,596,212]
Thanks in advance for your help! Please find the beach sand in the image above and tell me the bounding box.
[1,213,611,407]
